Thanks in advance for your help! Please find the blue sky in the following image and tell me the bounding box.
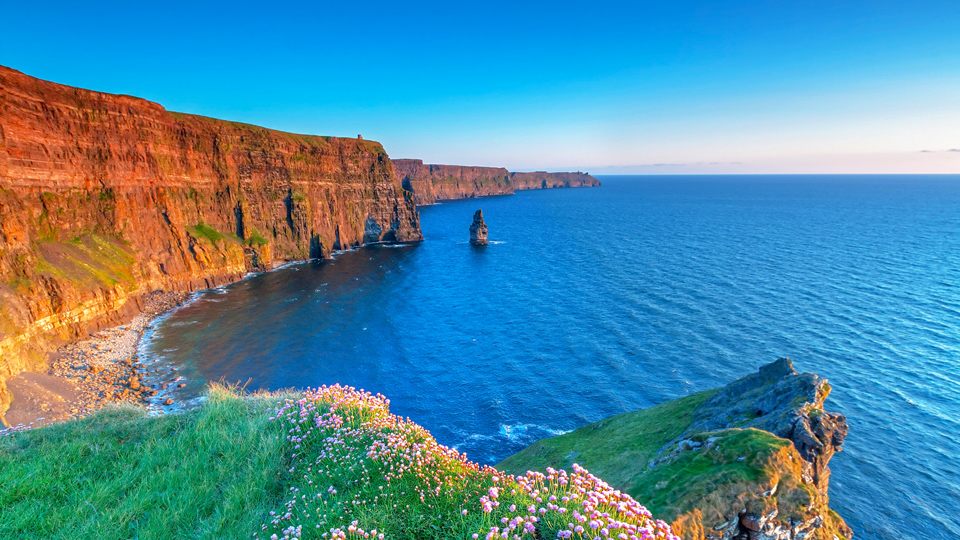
[3,1,958,173]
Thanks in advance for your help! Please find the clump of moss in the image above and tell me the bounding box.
[245,229,269,247]
[634,429,805,523]
[34,234,137,290]
[186,222,227,245]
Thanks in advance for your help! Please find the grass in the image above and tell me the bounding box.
[34,234,137,290]
[497,390,718,489]
[186,223,229,245]
[246,229,269,247]
[632,429,802,524]
[495,391,832,539]
[1,386,680,540]
[0,386,290,539]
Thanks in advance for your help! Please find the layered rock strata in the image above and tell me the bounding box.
[469,209,488,245]
[499,359,852,540]
[0,65,422,422]
[664,358,852,540]
[392,159,600,205]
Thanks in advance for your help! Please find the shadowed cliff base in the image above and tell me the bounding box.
[498,359,852,540]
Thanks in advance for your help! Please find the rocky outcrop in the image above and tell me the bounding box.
[660,359,851,540]
[498,359,851,540]
[392,159,600,205]
[685,358,848,499]
[469,210,488,245]
[0,65,422,423]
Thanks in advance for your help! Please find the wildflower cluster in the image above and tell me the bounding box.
[257,385,678,540]
[0,423,32,437]
[474,466,677,540]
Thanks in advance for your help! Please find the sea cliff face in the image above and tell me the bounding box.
[392,158,600,205]
[0,65,421,421]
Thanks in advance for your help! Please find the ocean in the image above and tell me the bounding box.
[141,175,960,540]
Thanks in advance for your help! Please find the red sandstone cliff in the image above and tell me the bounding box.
[0,66,421,422]
[392,159,600,205]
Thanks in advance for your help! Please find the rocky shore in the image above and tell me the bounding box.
[2,291,190,433]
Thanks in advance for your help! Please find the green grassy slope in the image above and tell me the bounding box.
[497,390,718,491]
[496,389,834,539]
[0,387,289,539]
[0,386,679,540]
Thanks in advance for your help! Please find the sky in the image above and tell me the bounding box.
[2,1,958,174]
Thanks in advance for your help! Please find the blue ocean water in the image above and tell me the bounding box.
[142,175,960,540]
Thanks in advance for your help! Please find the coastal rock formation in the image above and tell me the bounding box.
[469,210,488,245]
[498,359,852,540]
[0,65,422,423]
[664,358,851,540]
[684,358,848,500]
[392,159,600,205]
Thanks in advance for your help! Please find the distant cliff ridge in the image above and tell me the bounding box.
[0,65,421,421]
[392,158,600,205]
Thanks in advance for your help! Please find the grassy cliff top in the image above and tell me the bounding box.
[0,385,679,540]
[496,370,849,540]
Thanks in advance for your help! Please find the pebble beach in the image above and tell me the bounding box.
[2,290,191,432]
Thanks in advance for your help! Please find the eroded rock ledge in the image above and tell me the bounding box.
[662,358,851,540]
[498,359,852,540]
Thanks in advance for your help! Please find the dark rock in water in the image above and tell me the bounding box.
[469,210,489,246]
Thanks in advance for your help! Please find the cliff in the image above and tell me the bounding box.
[0,65,422,423]
[508,170,602,190]
[498,359,852,540]
[392,158,600,205]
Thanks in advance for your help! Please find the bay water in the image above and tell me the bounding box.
[142,175,960,539]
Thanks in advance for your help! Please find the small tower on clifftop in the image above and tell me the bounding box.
[469,209,488,246]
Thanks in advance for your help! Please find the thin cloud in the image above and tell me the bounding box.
[644,161,743,167]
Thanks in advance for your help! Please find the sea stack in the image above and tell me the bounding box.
[469,210,489,245]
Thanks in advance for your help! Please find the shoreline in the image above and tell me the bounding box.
[1,250,407,434]
[2,290,192,432]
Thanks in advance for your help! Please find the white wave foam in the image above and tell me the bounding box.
[498,423,570,442]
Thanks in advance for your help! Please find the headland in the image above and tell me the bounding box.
[0,65,597,425]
